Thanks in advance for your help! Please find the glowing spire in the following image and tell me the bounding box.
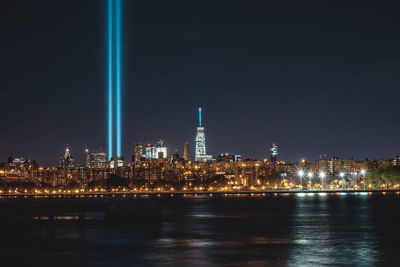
[198,107,202,127]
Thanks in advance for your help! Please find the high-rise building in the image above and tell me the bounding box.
[110,156,125,168]
[145,144,157,159]
[134,143,143,163]
[84,148,90,167]
[145,138,168,159]
[392,155,400,166]
[90,149,107,168]
[270,143,278,162]
[156,138,167,158]
[195,107,212,162]
[59,147,74,171]
[184,142,191,161]
[172,149,180,161]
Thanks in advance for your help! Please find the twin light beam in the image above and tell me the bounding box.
[108,0,122,160]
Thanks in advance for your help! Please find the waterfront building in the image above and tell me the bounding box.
[316,158,329,172]
[376,159,392,168]
[328,157,354,174]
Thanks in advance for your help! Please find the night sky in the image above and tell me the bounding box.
[1,0,400,166]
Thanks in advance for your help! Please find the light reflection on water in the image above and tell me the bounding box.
[1,193,399,266]
[288,193,378,266]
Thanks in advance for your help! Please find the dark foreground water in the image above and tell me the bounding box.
[1,192,400,266]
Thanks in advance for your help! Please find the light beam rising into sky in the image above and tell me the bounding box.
[116,0,122,158]
[107,0,113,160]
[108,0,122,160]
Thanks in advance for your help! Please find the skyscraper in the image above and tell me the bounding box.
[90,149,107,168]
[59,147,74,171]
[144,138,168,159]
[270,143,278,162]
[134,143,143,163]
[84,148,90,167]
[195,107,212,162]
[184,141,191,161]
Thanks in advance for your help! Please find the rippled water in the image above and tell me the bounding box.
[1,192,400,266]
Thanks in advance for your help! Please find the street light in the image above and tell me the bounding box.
[319,171,326,189]
[307,172,313,190]
[352,172,358,188]
[339,172,345,190]
[297,170,304,190]
[361,169,366,189]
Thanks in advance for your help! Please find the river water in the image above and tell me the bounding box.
[1,192,399,266]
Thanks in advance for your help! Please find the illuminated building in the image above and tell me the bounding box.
[4,157,38,181]
[217,153,235,162]
[327,157,354,174]
[145,138,168,159]
[59,147,74,171]
[84,149,90,167]
[145,144,157,159]
[195,107,212,162]
[90,149,107,168]
[110,156,125,168]
[134,143,143,163]
[107,0,123,160]
[392,155,400,166]
[184,142,191,161]
[235,155,242,162]
[270,143,278,162]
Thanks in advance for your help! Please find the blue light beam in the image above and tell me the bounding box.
[116,0,122,157]
[107,0,113,160]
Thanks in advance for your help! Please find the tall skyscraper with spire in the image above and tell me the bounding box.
[59,147,74,171]
[195,107,212,162]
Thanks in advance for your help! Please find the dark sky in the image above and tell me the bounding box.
[1,0,400,166]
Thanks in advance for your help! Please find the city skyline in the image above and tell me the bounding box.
[2,103,400,167]
[3,1,400,266]
[2,0,400,166]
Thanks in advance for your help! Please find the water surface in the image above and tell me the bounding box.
[1,192,399,266]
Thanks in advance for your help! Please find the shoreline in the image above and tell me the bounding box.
[0,188,398,198]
